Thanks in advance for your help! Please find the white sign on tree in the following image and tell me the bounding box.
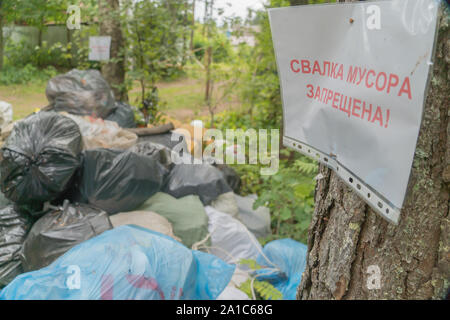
[269,0,440,223]
[89,36,112,61]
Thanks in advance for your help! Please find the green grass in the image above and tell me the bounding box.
[0,75,238,123]
[0,80,50,120]
[160,83,205,111]
[129,78,206,113]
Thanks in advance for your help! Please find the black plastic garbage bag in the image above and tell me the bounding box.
[46,69,116,118]
[0,191,12,208]
[137,131,188,151]
[129,141,182,170]
[70,149,167,214]
[21,201,112,272]
[105,101,136,128]
[0,112,82,205]
[214,164,241,194]
[163,164,232,205]
[0,206,32,288]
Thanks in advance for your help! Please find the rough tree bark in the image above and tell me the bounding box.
[99,0,128,102]
[297,2,449,300]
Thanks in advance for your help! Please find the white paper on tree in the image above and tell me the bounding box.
[89,36,111,61]
[268,0,440,223]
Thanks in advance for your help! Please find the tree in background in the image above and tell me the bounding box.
[204,0,214,104]
[0,0,100,73]
[0,0,25,71]
[13,0,69,47]
[238,0,335,128]
[122,0,187,124]
[99,0,127,101]
[194,0,243,127]
[190,0,196,52]
[238,0,288,129]
[298,0,449,300]
[0,0,10,71]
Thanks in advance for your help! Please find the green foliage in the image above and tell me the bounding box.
[210,0,318,243]
[239,259,263,270]
[215,110,253,131]
[140,87,167,126]
[254,154,316,244]
[0,0,100,83]
[215,106,316,243]
[235,0,291,129]
[123,0,188,83]
[11,0,71,27]
[4,40,73,69]
[121,0,189,124]
[71,26,101,71]
[238,258,283,300]
[239,278,283,300]
[214,108,316,243]
[193,24,235,63]
[0,64,57,85]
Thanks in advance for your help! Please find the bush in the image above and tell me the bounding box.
[231,154,316,245]
[254,154,316,244]
[4,40,73,69]
[0,64,58,85]
[213,109,315,243]
[193,26,235,63]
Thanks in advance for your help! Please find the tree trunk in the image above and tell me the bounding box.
[297,3,449,300]
[190,0,196,53]
[204,45,213,102]
[203,0,208,36]
[181,0,189,66]
[0,11,4,72]
[99,0,128,102]
[38,28,43,48]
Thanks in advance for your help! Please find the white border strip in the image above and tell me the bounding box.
[284,136,400,224]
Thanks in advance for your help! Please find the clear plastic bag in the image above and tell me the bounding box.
[62,113,137,150]
[46,69,116,119]
[0,225,235,300]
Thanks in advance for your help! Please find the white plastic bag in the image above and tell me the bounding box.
[216,269,251,300]
[235,194,271,239]
[211,192,239,218]
[203,206,262,265]
[0,102,13,132]
[217,286,250,300]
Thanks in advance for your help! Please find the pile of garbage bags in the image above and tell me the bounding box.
[0,112,82,208]
[0,226,235,300]
[0,69,308,300]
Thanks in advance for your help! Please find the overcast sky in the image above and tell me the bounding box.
[195,0,266,24]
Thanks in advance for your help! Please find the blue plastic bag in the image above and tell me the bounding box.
[255,239,308,300]
[0,225,235,300]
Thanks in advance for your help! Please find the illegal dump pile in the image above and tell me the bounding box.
[0,69,307,300]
